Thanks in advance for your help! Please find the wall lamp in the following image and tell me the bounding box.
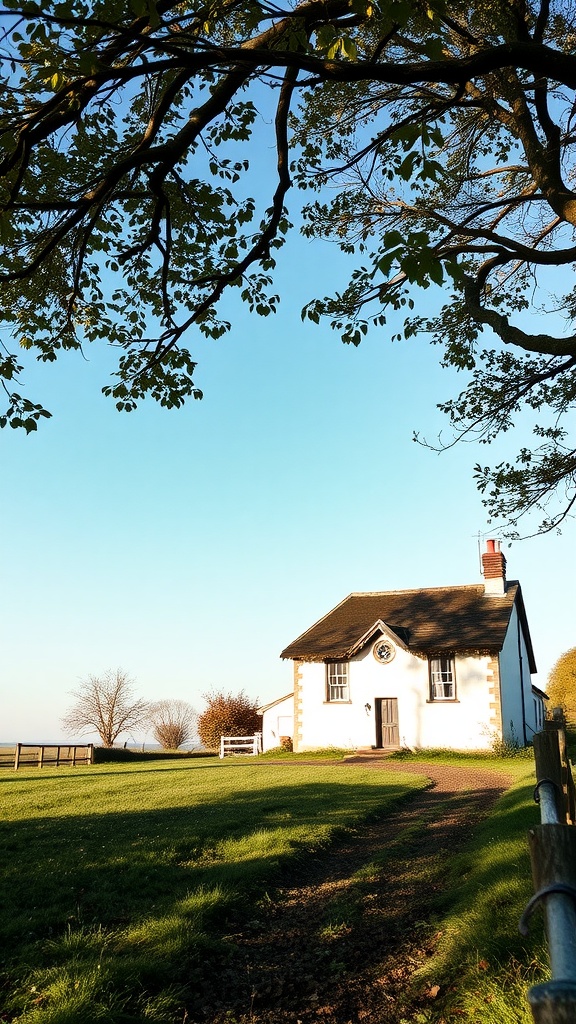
[364,703,372,715]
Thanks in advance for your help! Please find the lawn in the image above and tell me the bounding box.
[388,751,548,1024]
[0,757,425,1023]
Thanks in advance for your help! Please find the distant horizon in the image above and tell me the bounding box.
[0,741,203,750]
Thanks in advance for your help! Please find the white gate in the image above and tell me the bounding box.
[219,733,262,758]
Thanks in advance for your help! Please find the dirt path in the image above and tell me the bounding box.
[198,756,511,1024]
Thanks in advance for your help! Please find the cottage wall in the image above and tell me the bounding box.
[499,603,537,745]
[260,694,294,751]
[295,641,496,752]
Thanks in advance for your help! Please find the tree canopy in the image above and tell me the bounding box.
[2,0,576,532]
[547,647,576,727]
[61,668,149,745]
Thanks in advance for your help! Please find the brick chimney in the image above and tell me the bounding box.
[482,538,506,594]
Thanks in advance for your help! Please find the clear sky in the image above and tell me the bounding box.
[1,221,575,745]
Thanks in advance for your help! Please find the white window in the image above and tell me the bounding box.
[326,662,349,701]
[429,657,455,700]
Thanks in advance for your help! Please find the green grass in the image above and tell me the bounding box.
[392,755,549,1024]
[389,746,536,764]
[0,752,552,1024]
[257,745,350,760]
[292,749,546,1024]
[0,757,425,1023]
[249,749,547,1024]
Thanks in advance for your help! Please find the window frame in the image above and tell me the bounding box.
[429,656,456,701]
[326,661,350,702]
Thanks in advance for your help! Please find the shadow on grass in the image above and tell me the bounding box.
[0,756,358,786]
[190,779,530,1023]
[0,760,226,784]
[0,767,534,1024]
[0,776,415,942]
[0,771,424,1022]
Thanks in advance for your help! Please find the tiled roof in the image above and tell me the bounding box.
[281,582,536,671]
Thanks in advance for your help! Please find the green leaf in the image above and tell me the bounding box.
[341,37,358,60]
[428,260,444,286]
[383,230,404,249]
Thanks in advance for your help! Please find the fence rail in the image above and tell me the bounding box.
[524,709,576,1023]
[10,743,94,769]
[219,733,262,758]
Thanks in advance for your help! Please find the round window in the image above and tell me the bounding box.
[373,640,395,664]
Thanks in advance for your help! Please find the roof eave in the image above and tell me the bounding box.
[347,619,411,659]
[511,583,537,674]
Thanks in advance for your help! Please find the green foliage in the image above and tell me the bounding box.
[0,758,422,1022]
[258,745,349,760]
[1,0,576,529]
[547,647,576,728]
[390,746,535,765]
[489,735,534,759]
[197,688,261,749]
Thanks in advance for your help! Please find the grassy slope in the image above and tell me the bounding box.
[0,757,424,1023]
[388,752,548,1024]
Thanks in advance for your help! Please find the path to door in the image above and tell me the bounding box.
[200,754,513,1024]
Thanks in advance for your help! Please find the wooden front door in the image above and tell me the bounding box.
[375,698,400,749]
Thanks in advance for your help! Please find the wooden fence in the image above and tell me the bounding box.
[10,743,94,769]
[523,710,576,1022]
[219,733,262,758]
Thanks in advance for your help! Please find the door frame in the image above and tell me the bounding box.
[374,697,400,749]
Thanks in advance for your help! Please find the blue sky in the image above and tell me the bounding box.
[1,224,575,744]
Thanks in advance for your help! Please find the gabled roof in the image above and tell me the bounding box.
[257,692,294,715]
[281,582,537,672]
[347,619,411,658]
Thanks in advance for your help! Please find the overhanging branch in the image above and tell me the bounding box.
[464,273,576,357]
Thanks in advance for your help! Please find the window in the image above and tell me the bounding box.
[429,657,456,700]
[326,662,349,701]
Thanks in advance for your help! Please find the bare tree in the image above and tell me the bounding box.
[147,700,198,750]
[61,669,149,748]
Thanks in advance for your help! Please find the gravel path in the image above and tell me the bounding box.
[196,755,511,1024]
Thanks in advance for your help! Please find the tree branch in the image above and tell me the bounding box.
[464,272,576,356]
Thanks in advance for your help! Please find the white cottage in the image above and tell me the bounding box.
[257,692,294,750]
[274,541,544,753]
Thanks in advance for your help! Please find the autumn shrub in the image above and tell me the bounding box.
[197,689,260,749]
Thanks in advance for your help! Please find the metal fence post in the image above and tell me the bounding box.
[525,719,576,1022]
[534,732,566,822]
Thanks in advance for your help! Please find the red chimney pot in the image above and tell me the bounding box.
[481,539,506,592]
